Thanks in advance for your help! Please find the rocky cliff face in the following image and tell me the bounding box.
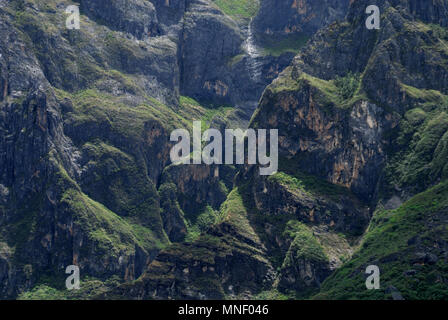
[0,0,164,298]
[118,0,448,299]
[253,0,349,43]
[253,77,394,202]
[1,0,447,300]
[252,0,448,200]
[248,0,448,299]
[0,0,299,299]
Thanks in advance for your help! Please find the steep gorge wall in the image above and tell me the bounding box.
[4,0,445,300]
[253,0,350,42]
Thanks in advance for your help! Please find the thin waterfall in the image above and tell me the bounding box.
[243,18,262,83]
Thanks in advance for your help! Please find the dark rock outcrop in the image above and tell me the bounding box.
[123,222,275,299]
[253,0,349,43]
[79,0,161,39]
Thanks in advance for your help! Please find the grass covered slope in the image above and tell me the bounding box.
[381,93,448,199]
[115,185,274,299]
[315,181,448,300]
[212,0,260,21]
[259,34,310,57]
[248,0,448,300]
[1,0,248,298]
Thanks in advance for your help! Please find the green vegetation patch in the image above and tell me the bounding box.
[282,221,328,264]
[334,72,361,100]
[315,181,448,300]
[260,34,310,57]
[401,83,448,106]
[268,172,307,193]
[62,188,143,256]
[268,70,364,115]
[184,205,220,243]
[212,0,260,21]
[277,157,356,201]
[219,187,260,243]
[18,276,122,300]
[179,95,234,129]
[383,92,448,196]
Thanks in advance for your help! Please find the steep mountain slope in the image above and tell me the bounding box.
[249,0,448,299]
[253,0,448,203]
[253,0,349,44]
[0,0,352,299]
[316,180,448,300]
[0,0,179,297]
[1,0,447,301]
[114,0,448,300]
